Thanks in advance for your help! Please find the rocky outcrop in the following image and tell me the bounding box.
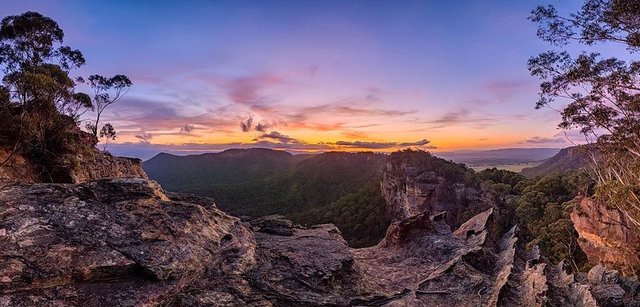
[66,151,147,183]
[381,158,481,227]
[0,178,256,306]
[570,198,640,276]
[3,177,632,306]
[0,149,146,185]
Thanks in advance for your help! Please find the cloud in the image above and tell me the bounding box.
[135,132,153,143]
[425,108,492,129]
[241,116,273,132]
[332,139,436,149]
[523,136,566,144]
[101,97,242,136]
[255,122,271,132]
[399,139,431,146]
[254,131,301,144]
[298,104,414,118]
[180,124,195,134]
[240,117,253,132]
[224,73,284,107]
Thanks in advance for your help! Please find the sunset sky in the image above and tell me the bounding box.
[3,1,592,158]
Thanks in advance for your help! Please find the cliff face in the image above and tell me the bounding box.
[380,158,481,227]
[571,198,640,276]
[66,151,147,183]
[0,124,147,185]
[0,148,147,184]
[3,177,635,306]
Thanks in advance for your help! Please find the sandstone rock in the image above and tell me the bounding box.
[591,284,625,307]
[571,198,640,276]
[1,178,637,306]
[380,154,485,229]
[249,215,294,236]
[0,178,253,306]
[68,152,148,183]
[0,149,147,185]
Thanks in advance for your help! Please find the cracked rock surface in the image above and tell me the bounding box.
[1,178,638,306]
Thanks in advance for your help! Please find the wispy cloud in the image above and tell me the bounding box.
[331,138,436,149]
[224,73,285,107]
[484,80,534,102]
[425,108,492,129]
[255,122,271,132]
[135,132,153,143]
[180,124,195,134]
[523,136,566,144]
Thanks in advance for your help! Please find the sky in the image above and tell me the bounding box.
[2,0,593,158]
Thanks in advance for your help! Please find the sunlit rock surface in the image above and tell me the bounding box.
[571,197,640,276]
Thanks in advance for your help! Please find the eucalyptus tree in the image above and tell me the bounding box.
[529,0,640,225]
[0,11,131,177]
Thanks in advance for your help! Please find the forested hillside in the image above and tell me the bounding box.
[144,149,389,246]
[520,146,592,178]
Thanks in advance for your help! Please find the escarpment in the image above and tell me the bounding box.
[2,151,640,306]
[0,126,146,185]
[571,198,640,276]
[380,150,486,228]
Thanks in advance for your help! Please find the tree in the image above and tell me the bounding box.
[86,74,131,138]
[529,0,640,226]
[0,11,92,176]
[99,123,116,151]
[0,11,132,180]
[0,11,88,117]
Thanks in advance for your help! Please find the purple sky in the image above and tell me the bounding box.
[3,1,594,158]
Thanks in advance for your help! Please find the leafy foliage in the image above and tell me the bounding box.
[511,171,593,271]
[0,11,131,181]
[529,0,640,226]
[293,181,390,247]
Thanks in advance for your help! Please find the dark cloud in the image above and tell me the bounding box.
[398,139,431,146]
[255,122,271,132]
[180,124,195,134]
[241,116,273,132]
[135,132,153,143]
[241,117,253,132]
[254,131,301,144]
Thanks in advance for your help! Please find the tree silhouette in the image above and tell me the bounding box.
[86,74,131,138]
[99,123,116,152]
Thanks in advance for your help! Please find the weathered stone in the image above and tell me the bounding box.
[1,175,638,306]
[249,215,294,236]
[0,178,253,306]
[571,198,640,276]
[591,284,625,307]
